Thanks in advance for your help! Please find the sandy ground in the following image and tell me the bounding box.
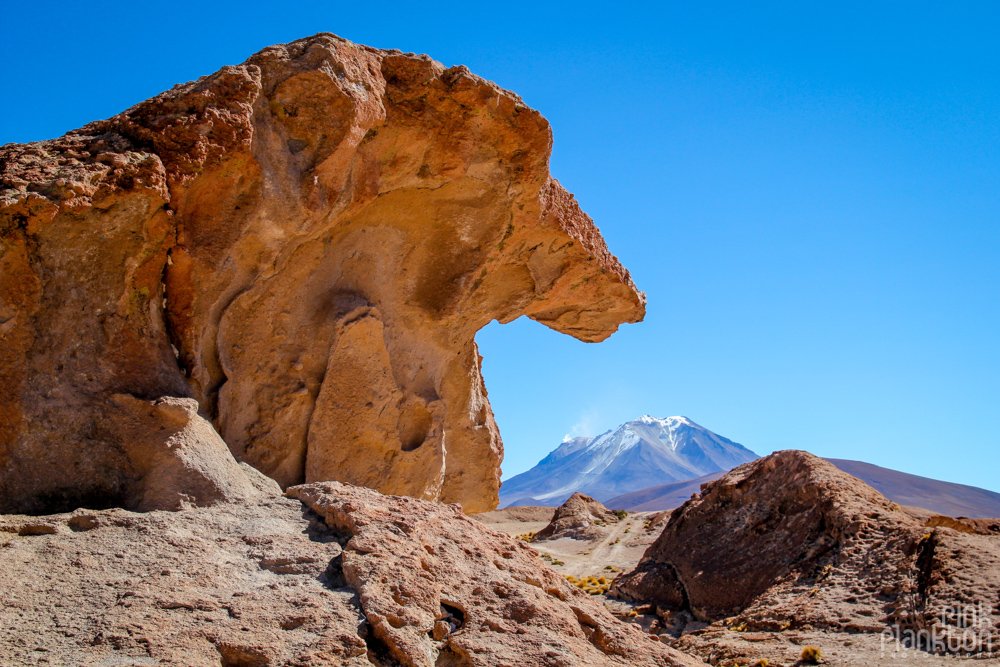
[475,507,663,578]
[672,626,1000,666]
[532,511,662,578]
[473,506,1000,666]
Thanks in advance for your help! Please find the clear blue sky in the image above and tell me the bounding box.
[4,2,998,492]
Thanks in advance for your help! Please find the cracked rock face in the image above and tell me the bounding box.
[0,483,700,667]
[0,33,644,515]
[0,495,368,666]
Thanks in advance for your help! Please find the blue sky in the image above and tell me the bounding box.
[4,2,998,491]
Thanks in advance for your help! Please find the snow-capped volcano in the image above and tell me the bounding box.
[498,416,758,508]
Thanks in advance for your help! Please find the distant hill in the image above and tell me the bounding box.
[825,459,1000,519]
[607,457,1000,519]
[605,471,725,512]
[499,416,758,508]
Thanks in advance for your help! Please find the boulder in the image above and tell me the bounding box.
[611,451,1000,651]
[111,395,281,511]
[0,33,644,514]
[534,492,622,541]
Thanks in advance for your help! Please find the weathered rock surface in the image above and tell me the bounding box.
[0,33,644,515]
[0,495,367,666]
[534,492,622,542]
[112,394,282,511]
[0,483,701,666]
[612,451,1000,651]
[291,482,703,667]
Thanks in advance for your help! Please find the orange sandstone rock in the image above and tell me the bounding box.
[0,34,643,514]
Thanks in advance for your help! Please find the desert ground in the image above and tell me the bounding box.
[476,505,1000,667]
[476,506,665,580]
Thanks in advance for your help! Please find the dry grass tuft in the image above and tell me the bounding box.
[799,645,822,664]
[563,574,612,595]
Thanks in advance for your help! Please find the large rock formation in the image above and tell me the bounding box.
[0,483,701,667]
[0,34,644,514]
[611,451,1000,651]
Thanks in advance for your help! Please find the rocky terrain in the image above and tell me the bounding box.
[0,32,644,516]
[0,33,713,667]
[478,490,1000,666]
[500,416,756,507]
[4,30,997,667]
[476,496,669,593]
[0,482,703,667]
[612,450,1000,659]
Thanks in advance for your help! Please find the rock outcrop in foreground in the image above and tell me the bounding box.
[0,33,644,515]
[612,451,1000,652]
[533,492,622,541]
[0,483,700,667]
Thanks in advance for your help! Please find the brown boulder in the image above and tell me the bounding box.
[0,33,643,514]
[612,451,1000,649]
[534,491,623,541]
[111,394,281,511]
[0,483,701,666]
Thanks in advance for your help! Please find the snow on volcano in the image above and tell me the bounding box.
[498,416,757,508]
